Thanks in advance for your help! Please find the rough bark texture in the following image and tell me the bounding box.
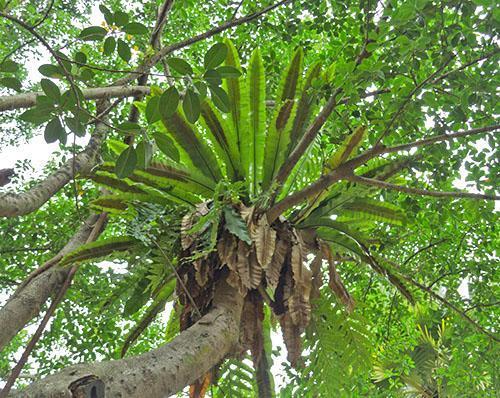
[9,279,244,397]
[0,214,101,351]
[0,86,150,112]
[0,124,105,217]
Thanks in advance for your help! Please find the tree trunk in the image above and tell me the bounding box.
[0,214,101,351]
[8,279,244,397]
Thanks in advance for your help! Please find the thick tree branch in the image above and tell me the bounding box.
[0,213,104,352]
[267,146,386,222]
[112,0,291,86]
[0,118,108,217]
[10,279,244,397]
[0,86,150,112]
[346,174,499,200]
[268,124,499,221]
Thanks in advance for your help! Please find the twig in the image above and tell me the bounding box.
[398,273,499,342]
[382,124,500,155]
[346,174,499,200]
[153,240,202,318]
[112,0,291,87]
[402,239,448,266]
[374,55,454,145]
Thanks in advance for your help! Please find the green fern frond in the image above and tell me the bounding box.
[60,237,138,266]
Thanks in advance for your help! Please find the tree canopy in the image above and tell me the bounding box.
[0,0,498,397]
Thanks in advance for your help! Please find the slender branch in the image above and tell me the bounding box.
[382,124,500,155]
[402,239,448,266]
[268,124,499,221]
[0,85,150,112]
[346,174,499,200]
[431,49,500,84]
[398,273,499,342]
[31,0,55,29]
[267,145,386,222]
[374,55,454,145]
[112,0,291,87]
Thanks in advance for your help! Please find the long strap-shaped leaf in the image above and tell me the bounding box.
[161,111,222,181]
[98,161,212,199]
[241,48,266,195]
[338,198,406,226]
[262,48,303,190]
[60,237,138,266]
[223,39,245,174]
[199,100,240,180]
[288,62,322,154]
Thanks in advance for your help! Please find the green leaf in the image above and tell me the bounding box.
[136,140,153,169]
[194,81,207,99]
[204,69,222,87]
[103,36,116,56]
[166,58,192,75]
[289,62,322,152]
[223,206,251,244]
[153,132,180,161]
[326,126,367,171]
[40,79,61,102]
[204,42,228,70]
[145,95,161,123]
[158,86,179,119]
[114,11,129,26]
[222,39,244,176]
[241,48,266,195]
[0,77,21,92]
[115,145,137,178]
[117,39,131,62]
[20,107,52,125]
[123,278,149,316]
[209,85,230,113]
[216,65,241,78]
[44,117,66,144]
[122,22,148,35]
[60,237,137,266]
[65,116,86,137]
[117,121,141,134]
[183,89,201,123]
[199,100,239,179]
[99,4,114,25]
[0,59,19,73]
[74,51,87,65]
[79,26,107,41]
[262,47,303,190]
[38,64,63,78]
[160,112,222,181]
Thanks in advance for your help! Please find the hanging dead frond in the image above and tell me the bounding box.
[250,214,277,269]
[280,313,302,367]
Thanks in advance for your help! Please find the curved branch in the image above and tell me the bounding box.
[0,119,108,218]
[10,279,244,398]
[346,174,499,201]
[0,213,103,351]
[0,85,150,112]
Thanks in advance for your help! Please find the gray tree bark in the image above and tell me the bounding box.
[0,122,105,218]
[9,279,244,398]
[0,86,150,112]
[0,213,102,351]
